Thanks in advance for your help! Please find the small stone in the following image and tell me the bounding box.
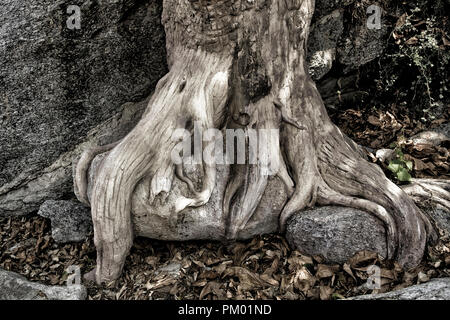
[156,263,182,277]
[0,268,86,300]
[286,206,387,264]
[417,272,430,283]
[38,200,93,243]
[375,148,395,163]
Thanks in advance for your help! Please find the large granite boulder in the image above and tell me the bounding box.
[0,0,167,216]
[0,268,86,300]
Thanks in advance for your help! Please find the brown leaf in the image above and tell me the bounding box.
[343,263,356,280]
[145,276,177,290]
[368,115,381,127]
[192,279,208,287]
[405,37,418,45]
[260,273,279,286]
[395,14,407,29]
[319,286,333,300]
[443,36,450,46]
[316,264,335,279]
[223,267,269,290]
[348,250,379,267]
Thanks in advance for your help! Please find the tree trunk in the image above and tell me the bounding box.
[76,0,440,284]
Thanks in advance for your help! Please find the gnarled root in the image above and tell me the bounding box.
[75,140,121,205]
[275,78,437,269]
[402,179,450,211]
[75,0,441,283]
[80,49,232,284]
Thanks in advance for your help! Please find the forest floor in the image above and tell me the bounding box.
[0,104,449,300]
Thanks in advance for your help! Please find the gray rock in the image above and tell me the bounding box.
[349,278,450,300]
[307,10,344,80]
[314,0,355,18]
[0,94,150,217]
[337,18,389,73]
[156,263,182,277]
[308,1,389,79]
[407,122,450,147]
[375,148,395,163]
[0,268,86,300]
[286,205,450,265]
[38,200,92,243]
[286,206,388,264]
[429,205,450,236]
[0,0,167,216]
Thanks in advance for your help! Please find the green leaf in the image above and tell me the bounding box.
[389,142,397,148]
[332,293,345,300]
[388,160,402,173]
[405,160,413,171]
[395,148,404,160]
[396,167,412,182]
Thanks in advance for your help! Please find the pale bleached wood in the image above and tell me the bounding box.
[75,0,441,284]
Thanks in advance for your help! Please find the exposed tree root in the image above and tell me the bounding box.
[74,0,441,283]
[76,49,232,283]
[402,179,450,211]
[75,140,121,205]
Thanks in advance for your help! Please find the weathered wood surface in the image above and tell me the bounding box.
[76,0,443,284]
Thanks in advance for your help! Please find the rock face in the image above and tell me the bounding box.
[0,0,167,216]
[337,15,389,73]
[308,0,389,80]
[350,278,450,300]
[286,206,388,263]
[37,200,92,243]
[0,268,86,300]
[307,9,344,80]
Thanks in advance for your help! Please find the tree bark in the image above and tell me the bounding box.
[76,0,440,284]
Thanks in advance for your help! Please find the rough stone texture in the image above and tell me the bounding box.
[314,0,355,18]
[0,0,167,216]
[286,206,388,263]
[349,278,450,300]
[337,11,389,73]
[0,94,150,216]
[37,200,92,243]
[308,0,390,80]
[307,9,344,80]
[407,122,450,147]
[429,205,450,236]
[0,268,86,300]
[286,205,450,264]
